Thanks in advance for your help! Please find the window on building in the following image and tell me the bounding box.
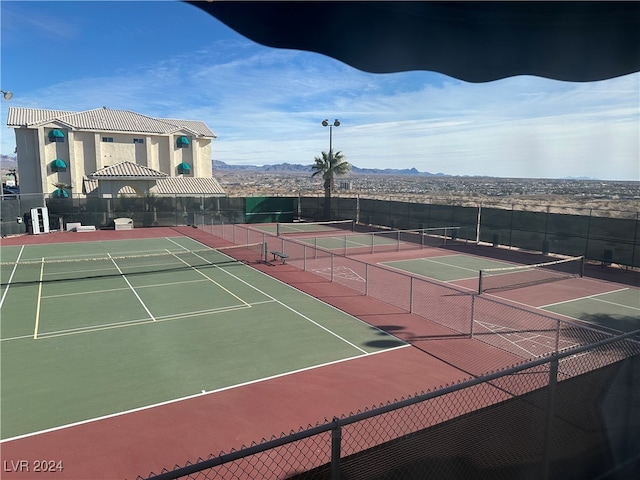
[177,136,190,148]
[48,129,65,143]
[102,137,114,143]
[133,138,144,144]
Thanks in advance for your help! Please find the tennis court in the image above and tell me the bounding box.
[381,252,639,333]
[248,221,461,254]
[0,236,407,441]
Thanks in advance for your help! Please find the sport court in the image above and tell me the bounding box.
[1,224,637,479]
[0,236,406,441]
[381,252,640,333]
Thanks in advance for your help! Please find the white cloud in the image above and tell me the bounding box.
[2,22,638,180]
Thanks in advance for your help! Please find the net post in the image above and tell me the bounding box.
[262,242,268,263]
[276,223,281,236]
[579,256,585,277]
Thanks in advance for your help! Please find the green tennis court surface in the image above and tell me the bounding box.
[541,288,640,333]
[0,237,406,440]
[382,253,640,333]
[381,254,515,282]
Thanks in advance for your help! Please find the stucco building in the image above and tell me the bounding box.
[6,106,225,197]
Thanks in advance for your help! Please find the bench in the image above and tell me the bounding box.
[114,217,134,231]
[270,251,289,264]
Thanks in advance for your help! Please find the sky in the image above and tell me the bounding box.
[1,0,638,181]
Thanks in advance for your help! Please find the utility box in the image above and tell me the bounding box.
[28,207,50,235]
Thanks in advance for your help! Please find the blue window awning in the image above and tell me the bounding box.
[52,188,70,198]
[177,162,191,173]
[51,159,67,169]
[177,136,190,146]
[48,129,65,139]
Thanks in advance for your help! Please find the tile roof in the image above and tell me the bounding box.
[82,176,225,196]
[153,177,225,195]
[87,161,168,179]
[6,107,216,137]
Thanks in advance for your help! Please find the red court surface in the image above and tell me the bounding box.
[0,227,623,479]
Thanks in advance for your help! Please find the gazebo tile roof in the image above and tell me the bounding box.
[88,161,168,179]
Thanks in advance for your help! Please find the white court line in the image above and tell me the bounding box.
[215,263,369,354]
[33,258,45,339]
[108,253,156,322]
[184,236,400,353]
[174,249,252,308]
[0,245,25,309]
[1,300,277,342]
[419,256,481,274]
[0,344,409,444]
[539,287,630,308]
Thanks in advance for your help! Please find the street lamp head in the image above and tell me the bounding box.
[322,119,329,127]
[1,90,13,101]
[333,119,340,127]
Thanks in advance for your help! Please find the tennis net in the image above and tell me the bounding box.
[1,242,266,286]
[478,255,585,294]
[371,226,461,247]
[276,219,355,236]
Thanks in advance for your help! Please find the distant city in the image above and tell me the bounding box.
[2,155,638,202]
[212,160,639,201]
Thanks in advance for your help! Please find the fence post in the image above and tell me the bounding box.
[470,294,476,338]
[365,263,369,296]
[541,355,559,480]
[331,417,342,480]
[476,204,482,244]
[331,254,335,283]
[409,277,414,313]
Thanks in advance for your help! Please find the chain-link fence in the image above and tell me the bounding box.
[299,197,640,268]
[143,220,637,479]
[140,330,640,480]
[4,194,637,267]
[203,222,621,358]
[0,193,46,236]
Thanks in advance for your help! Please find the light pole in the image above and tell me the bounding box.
[1,90,13,100]
[322,118,340,159]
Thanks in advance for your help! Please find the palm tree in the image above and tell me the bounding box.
[311,150,350,220]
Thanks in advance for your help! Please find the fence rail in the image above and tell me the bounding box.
[141,329,640,480]
[134,220,640,479]
[3,194,634,267]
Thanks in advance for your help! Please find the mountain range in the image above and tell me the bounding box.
[212,160,445,176]
[1,154,442,176]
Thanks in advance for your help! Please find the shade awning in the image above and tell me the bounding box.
[177,136,190,145]
[48,129,65,138]
[52,189,70,198]
[177,162,191,172]
[51,159,67,169]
